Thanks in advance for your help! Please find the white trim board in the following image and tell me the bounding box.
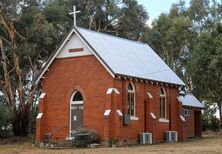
[104,109,111,116]
[150,112,156,119]
[39,93,46,99]
[106,88,120,94]
[70,101,83,105]
[74,28,115,78]
[116,110,123,116]
[35,29,74,84]
[147,92,153,99]
[36,113,43,119]
[56,34,92,58]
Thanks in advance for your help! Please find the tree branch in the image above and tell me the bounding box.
[8,66,16,75]
[0,57,10,66]
[15,30,26,40]
[0,36,11,45]
[0,79,4,86]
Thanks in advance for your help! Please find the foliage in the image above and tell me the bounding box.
[188,28,222,128]
[142,1,194,83]
[202,114,220,131]
[73,128,98,148]
[109,138,117,146]
[202,102,220,131]
[0,96,11,138]
[0,0,52,137]
[28,102,38,135]
[42,0,148,40]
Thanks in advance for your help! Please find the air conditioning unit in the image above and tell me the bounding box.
[165,131,178,142]
[139,133,152,144]
[123,114,130,125]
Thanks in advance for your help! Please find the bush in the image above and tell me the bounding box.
[72,128,98,148]
[202,113,220,132]
[109,138,117,147]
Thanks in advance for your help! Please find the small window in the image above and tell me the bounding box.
[183,108,190,117]
[160,87,166,118]
[127,82,135,116]
[72,91,83,101]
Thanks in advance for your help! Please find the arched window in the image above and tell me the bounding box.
[160,87,166,118]
[127,82,135,116]
[72,91,83,101]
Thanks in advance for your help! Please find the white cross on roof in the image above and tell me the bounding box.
[69,5,81,27]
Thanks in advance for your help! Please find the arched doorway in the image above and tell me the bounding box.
[70,91,84,134]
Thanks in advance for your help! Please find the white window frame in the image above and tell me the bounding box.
[183,108,190,117]
[160,87,167,119]
[127,82,136,117]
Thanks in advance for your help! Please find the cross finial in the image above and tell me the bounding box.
[69,5,81,27]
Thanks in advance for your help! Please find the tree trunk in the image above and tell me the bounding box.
[218,104,222,129]
[0,12,38,137]
[11,108,29,137]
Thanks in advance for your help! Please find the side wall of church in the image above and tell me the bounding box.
[112,80,186,142]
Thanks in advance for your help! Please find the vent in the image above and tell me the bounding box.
[139,133,152,144]
[123,114,130,125]
[165,131,178,142]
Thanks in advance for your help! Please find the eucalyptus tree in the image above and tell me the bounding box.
[43,0,148,39]
[188,26,222,128]
[0,0,55,136]
[145,1,193,80]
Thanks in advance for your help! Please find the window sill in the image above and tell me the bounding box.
[159,118,169,123]
[130,116,139,121]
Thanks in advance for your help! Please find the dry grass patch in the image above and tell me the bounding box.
[0,133,222,154]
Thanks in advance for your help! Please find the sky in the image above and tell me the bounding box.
[138,0,190,25]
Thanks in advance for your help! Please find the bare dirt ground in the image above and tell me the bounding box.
[0,132,222,154]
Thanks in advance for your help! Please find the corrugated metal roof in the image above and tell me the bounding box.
[178,93,204,108]
[77,27,185,86]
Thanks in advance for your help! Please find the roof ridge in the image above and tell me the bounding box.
[76,27,147,46]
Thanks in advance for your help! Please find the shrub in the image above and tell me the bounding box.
[202,113,220,132]
[72,128,98,148]
[109,138,117,146]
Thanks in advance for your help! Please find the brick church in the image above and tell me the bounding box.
[35,27,204,143]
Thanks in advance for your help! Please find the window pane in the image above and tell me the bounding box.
[160,97,166,118]
[160,98,162,117]
[160,88,165,95]
[73,91,83,101]
[131,94,135,116]
[127,93,130,115]
[128,83,133,91]
[163,98,165,118]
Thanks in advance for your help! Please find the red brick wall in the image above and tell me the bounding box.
[36,55,187,142]
[194,110,202,137]
[185,109,195,137]
[36,55,113,141]
[185,109,202,138]
[113,80,185,142]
